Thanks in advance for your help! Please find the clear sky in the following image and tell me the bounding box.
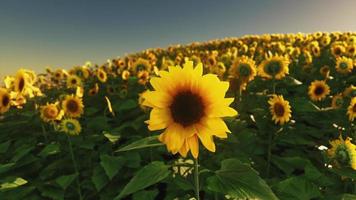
[1,0,356,78]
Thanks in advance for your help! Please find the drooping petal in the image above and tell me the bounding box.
[196,124,216,152]
[187,135,199,158]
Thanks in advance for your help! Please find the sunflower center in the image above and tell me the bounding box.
[66,100,79,113]
[339,62,348,70]
[273,103,285,117]
[170,90,205,127]
[44,107,57,118]
[265,61,281,76]
[65,122,76,131]
[71,79,77,84]
[353,104,356,113]
[336,146,350,165]
[334,48,341,55]
[18,77,25,92]
[2,95,10,107]
[99,72,105,79]
[238,64,251,77]
[314,86,325,96]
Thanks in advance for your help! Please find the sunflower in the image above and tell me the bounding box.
[60,118,82,136]
[66,75,82,88]
[258,55,289,80]
[62,95,84,118]
[97,68,108,83]
[347,97,356,121]
[308,80,330,101]
[88,84,99,96]
[335,56,353,74]
[142,61,237,158]
[137,70,150,85]
[40,102,64,122]
[0,88,11,114]
[346,43,356,57]
[343,85,356,97]
[14,69,28,94]
[331,94,344,109]
[229,56,256,83]
[328,135,356,170]
[53,69,66,80]
[132,58,152,73]
[122,70,131,80]
[331,43,345,57]
[268,95,292,125]
[319,65,330,78]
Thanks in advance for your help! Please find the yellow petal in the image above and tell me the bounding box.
[196,125,216,152]
[142,91,171,108]
[205,117,231,133]
[188,135,199,158]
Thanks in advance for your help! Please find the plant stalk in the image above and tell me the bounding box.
[67,135,83,200]
[194,157,200,200]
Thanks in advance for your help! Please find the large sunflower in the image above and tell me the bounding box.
[62,95,84,118]
[0,88,11,114]
[308,80,330,101]
[335,56,353,74]
[40,102,64,122]
[228,56,256,83]
[142,61,237,158]
[60,118,82,136]
[347,97,356,121]
[258,55,289,80]
[268,95,292,125]
[328,135,356,170]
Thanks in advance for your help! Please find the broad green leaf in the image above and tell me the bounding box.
[207,158,278,200]
[132,189,159,200]
[289,97,319,112]
[274,176,321,200]
[0,163,15,175]
[38,143,60,158]
[11,145,34,162]
[116,136,163,152]
[115,161,170,199]
[330,168,356,179]
[91,166,109,191]
[0,177,27,190]
[100,154,125,179]
[117,99,138,112]
[39,186,64,200]
[0,141,11,153]
[55,174,77,190]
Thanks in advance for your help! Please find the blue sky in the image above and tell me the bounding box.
[1,0,356,78]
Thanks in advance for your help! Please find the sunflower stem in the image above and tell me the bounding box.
[266,131,273,178]
[272,78,276,94]
[41,123,49,144]
[67,135,83,200]
[194,157,200,200]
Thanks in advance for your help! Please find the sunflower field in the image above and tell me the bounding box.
[0,32,356,200]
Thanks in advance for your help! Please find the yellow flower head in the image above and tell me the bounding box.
[142,61,237,158]
[97,68,108,83]
[13,69,41,98]
[268,95,292,125]
[347,97,356,121]
[62,95,84,118]
[137,70,150,85]
[328,135,356,170]
[40,102,64,122]
[53,69,67,80]
[331,94,344,109]
[0,88,11,114]
[319,65,330,79]
[60,118,82,136]
[335,56,353,74]
[88,83,99,96]
[122,70,131,80]
[229,56,256,83]
[308,80,330,101]
[258,55,289,80]
[66,75,82,89]
[331,43,345,57]
[133,58,152,73]
[343,85,356,98]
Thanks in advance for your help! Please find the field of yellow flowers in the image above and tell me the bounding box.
[0,32,356,200]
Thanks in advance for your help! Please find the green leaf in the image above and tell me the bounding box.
[39,186,64,200]
[91,166,109,191]
[103,131,121,143]
[117,99,138,112]
[116,136,163,152]
[0,177,27,191]
[38,143,60,158]
[55,174,77,190]
[132,189,159,200]
[0,163,15,175]
[115,161,170,199]
[207,158,278,200]
[100,155,125,180]
[274,176,321,200]
[330,168,356,179]
[0,141,11,153]
[289,97,319,112]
